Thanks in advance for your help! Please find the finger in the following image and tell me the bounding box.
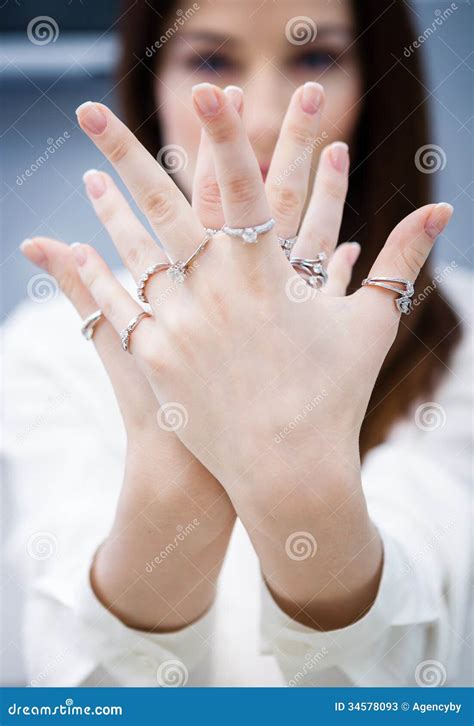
[191,83,274,253]
[19,236,134,370]
[357,203,453,320]
[193,86,244,230]
[294,141,349,259]
[76,101,203,259]
[82,169,169,304]
[323,242,360,297]
[266,83,324,240]
[70,242,155,357]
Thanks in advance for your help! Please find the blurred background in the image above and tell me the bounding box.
[1,0,473,323]
[0,0,473,684]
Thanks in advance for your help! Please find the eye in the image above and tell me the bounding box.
[186,54,236,73]
[291,50,334,71]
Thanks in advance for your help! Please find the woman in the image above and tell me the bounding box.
[4,0,471,687]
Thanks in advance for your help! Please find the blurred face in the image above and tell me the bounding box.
[156,0,362,196]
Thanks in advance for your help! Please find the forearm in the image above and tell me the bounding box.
[248,448,383,631]
[91,433,236,632]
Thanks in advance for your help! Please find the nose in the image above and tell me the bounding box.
[240,68,290,161]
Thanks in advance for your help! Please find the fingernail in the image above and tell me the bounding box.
[76,101,107,135]
[348,241,361,265]
[424,202,454,239]
[20,238,47,266]
[71,242,87,266]
[83,169,106,199]
[224,85,243,112]
[300,82,323,115]
[192,83,222,116]
[329,142,349,173]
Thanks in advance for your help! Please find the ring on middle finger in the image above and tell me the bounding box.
[290,253,328,289]
[222,217,275,244]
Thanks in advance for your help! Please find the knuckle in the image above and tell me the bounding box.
[107,134,132,165]
[140,189,175,226]
[100,296,116,321]
[268,183,304,219]
[208,119,240,145]
[286,122,313,148]
[198,176,222,208]
[222,173,259,205]
[399,242,424,278]
[56,266,78,299]
[323,177,347,203]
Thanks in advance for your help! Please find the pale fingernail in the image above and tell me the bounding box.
[76,101,107,135]
[224,85,243,112]
[192,83,222,116]
[71,242,87,266]
[424,202,454,239]
[20,238,47,266]
[329,142,349,173]
[83,169,106,199]
[300,82,323,115]
[349,241,361,264]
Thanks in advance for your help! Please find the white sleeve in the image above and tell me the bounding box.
[260,290,472,687]
[1,295,214,687]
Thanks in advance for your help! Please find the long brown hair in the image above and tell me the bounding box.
[117,0,462,459]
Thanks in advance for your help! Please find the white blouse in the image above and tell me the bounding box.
[2,265,472,688]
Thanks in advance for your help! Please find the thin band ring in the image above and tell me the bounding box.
[222,217,275,244]
[290,254,328,289]
[120,311,152,353]
[361,276,415,314]
[277,235,298,259]
[137,230,213,304]
[81,309,104,341]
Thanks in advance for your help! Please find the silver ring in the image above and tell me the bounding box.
[222,217,275,244]
[361,276,415,314]
[81,309,104,341]
[137,231,213,303]
[120,311,152,353]
[290,254,328,289]
[137,263,170,303]
[278,236,298,259]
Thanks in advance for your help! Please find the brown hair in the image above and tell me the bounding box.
[117,0,462,459]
